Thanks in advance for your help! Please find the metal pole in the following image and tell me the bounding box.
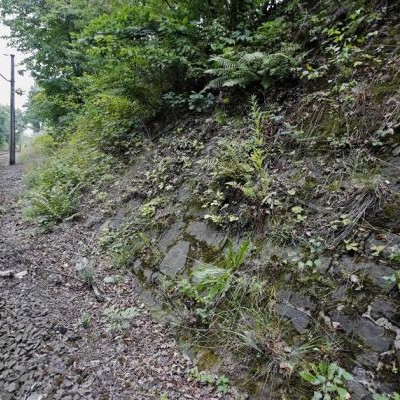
[9,54,16,166]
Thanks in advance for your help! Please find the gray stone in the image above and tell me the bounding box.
[157,222,184,252]
[27,394,45,400]
[357,318,394,352]
[142,268,153,281]
[332,285,348,301]
[186,221,225,249]
[274,303,310,334]
[339,258,397,292]
[346,380,371,400]
[330,311,394,352]
[356,351,379,368]
[276,290,316,311]
[369,298,398,324]
[364,263,397,291]
[366,233,400,259]
[158,241,190,278]
[338,256,369,275]
[132,259,143,274]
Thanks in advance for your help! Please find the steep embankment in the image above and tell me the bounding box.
[92,57,400,398]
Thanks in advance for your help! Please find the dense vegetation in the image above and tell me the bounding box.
[1,0,400,398]
[1,0,398,220]
[0,105,26,149]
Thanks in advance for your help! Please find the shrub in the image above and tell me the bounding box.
[24,141,112,226]
[74,93,146,157]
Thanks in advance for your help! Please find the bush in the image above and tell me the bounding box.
[73,94,147,157]
[24,140,113,226]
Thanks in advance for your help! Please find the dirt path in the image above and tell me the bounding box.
[0,154,235,400]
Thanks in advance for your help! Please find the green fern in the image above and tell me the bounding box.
[205,45,300,90]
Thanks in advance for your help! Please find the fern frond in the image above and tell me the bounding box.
[209,56,237,71]
[241,52,266,63]
[205,76,230,89]
[222,78,248,88]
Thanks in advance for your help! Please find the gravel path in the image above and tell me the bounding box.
[0,154,237,400]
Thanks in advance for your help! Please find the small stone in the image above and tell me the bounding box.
[274,303,310,334]
[369,298,398,324]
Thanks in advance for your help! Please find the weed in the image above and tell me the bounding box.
[81,313,91,328]
[111,232,149,269]
[383,271,400,291]
[390,251,400,263]
[75,259,94,286]
[139,197,164,219]
[103,306,140,333]
[190,367,230,394]
[300,362,353,400]
[177,241,251,320]
[24,140,113,226]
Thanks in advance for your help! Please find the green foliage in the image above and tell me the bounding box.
[383,270,400,291]
[23,139,112,226]
[111,232,149,269]
[177,241,251,319]
[80,312,91,328]
[210,97,270,210]
[75,259,94,286]
[103,306,140,333]
[0,105,10,148]
[190,367,230,393]
[73,93,145,157]
[206,45,299,90]
[300,362,353,400]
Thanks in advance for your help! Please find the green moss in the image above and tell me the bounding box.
[197,350,221,371]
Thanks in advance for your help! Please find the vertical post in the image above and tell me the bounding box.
[9,54,16,166]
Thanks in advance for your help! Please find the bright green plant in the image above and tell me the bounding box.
[139,197,165,219]
[80,313,91,328]
[23,141,112,226]
[111,232,149,269]
[76,261,94,286]
[300,362,353,400]
[177,241,251,318]
[390,251,400,263]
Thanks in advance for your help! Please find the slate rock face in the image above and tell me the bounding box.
[159,240,190,278]
[157,221,185,252]
[274,291,316,334]
[369,298,399,324]
[274,303,310,333]
[337,257,397,292]
[186,221,225,249]
[329,311,395,352]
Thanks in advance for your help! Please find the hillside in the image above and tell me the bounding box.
[0,0,400,399]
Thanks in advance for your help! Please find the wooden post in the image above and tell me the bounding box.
[9,54,16,166]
